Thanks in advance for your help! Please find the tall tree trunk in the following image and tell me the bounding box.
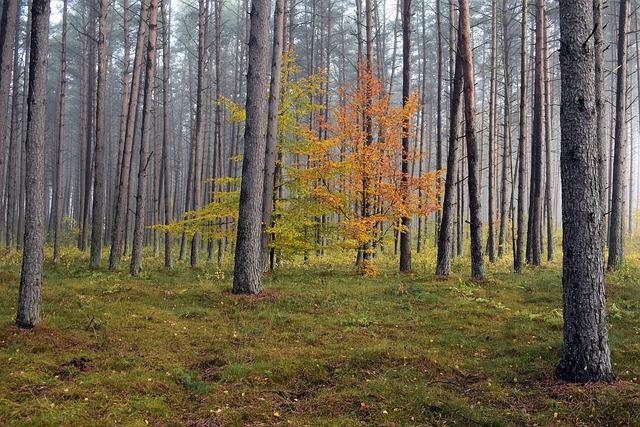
[0,0,20,239]
[498,0,512,259]
[6,11,21,249]
[16,0,49,328]
[594,0,606,210]
[515,0,528,273]
[608,0,630,269]
[556,0,614,383]
[190,0,206,268]
[543,6,555,261]
[459,0,486,280]
[527,0,545,266]
[90,0,108,268]
[261,0,285,271]
[232,0,272,294]
[434,0,443,245]
[486,0,498,263]
[435,27,463,276]
[161,0,173,268]
[399,0,412,272]
[53,0,67,261]
[16,7,30,252]
[130,0,158,276]
[109,0,149,270]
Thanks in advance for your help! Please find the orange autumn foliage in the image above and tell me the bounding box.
[292,65,443,253]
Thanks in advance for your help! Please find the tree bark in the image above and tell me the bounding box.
[435,29,463,276]
[543,5,555,261]
[109,0,149,270]
[161,0,173,268]
[607,0,630,269]
[130,0,158,276]
[16,0,49,328]
[53,0,67,262]
[233,0,272,294]
[527,0,545,267]
[556,0,614,384]
[190,0,206,268]
[0,0,20,239]
[5,10,20,249]
[399,0,412,272]
[90,0,109,268]
[261,0,285,271]
[486,0,498,264]
[459,0,486,280]
[515,0,528,273]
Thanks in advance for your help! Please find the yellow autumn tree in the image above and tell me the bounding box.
[292,64,443,268]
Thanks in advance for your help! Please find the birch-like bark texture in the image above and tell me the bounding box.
[556,0,614,384]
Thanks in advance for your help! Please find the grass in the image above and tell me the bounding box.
[0,244,639,426]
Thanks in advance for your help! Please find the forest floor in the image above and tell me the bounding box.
[0,242,639,426]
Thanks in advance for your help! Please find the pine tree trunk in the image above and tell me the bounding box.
[130,0,158,276]
[110,0,148,270]
[435,32,463,276]
[161,0,173,268]
[459,0,486,280]
[261,0,285,272]
[233,0,272,294]
[16,0,49,328]
[5,13,20,249]
[556,0,614,383]
[90,0,108,268]
[515,0,528,273]
[486,0,498,264]
[399,0,412,272]
[53,0,67,261]
[190,0,206,269]
[607,0,630,269]
[527,0,545,266]
[0,0,20,239]
[543,5,555,261]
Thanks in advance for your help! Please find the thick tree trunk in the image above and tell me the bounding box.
[16,0,49,328]
[130,0,158,276]
[607,0,630,269]
[90,0,108,268]
[399,0,412,272]
[556,0,614,384]
[459,0,486,280]
[233,0,272,294]
[594,0,606,209]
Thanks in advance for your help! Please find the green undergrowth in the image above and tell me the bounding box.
[0,245,638,426]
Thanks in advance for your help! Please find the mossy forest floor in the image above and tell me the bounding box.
[0,243,639,426]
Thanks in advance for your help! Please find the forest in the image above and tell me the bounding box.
[0,0,639,424]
